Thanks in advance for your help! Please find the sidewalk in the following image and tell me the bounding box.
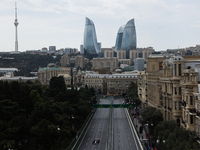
[129,108,152,150]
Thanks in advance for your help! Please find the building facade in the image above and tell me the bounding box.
[85,74,108,95]
[117,50,126,59]
[84,73,137,95]
[104,49,114,58]
[60,55,89,68]
[118,59,132,66]
[129,48,155,60]
[139,52,200,133]
[107,74,137,95]
[38,64,71,85]
[92,57,118,70]
[60,55,71,67]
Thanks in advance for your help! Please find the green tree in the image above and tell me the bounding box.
[49,76,66,97]
[127,82,141,106]
[153,121,199,150]
[141,107,163,134]
[30,89,43,104]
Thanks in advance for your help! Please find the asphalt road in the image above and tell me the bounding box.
[77,98,141,150]
[77,99,111,150]
[113,99,139,150]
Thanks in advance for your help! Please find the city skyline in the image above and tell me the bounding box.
[0,0,200,52]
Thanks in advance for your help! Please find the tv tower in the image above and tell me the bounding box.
[14,2,19,52]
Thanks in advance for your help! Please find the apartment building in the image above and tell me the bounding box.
[60,55,89,68]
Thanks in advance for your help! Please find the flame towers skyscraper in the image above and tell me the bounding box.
[115,19,136,51]
[83,17,100,59]
[14,2,19,52]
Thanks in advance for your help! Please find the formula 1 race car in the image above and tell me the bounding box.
[92,139,100,145]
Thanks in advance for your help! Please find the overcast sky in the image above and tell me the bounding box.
[0,0,200,52]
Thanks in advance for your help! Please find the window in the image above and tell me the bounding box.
[191,115,193,124]
[159,62,162,70]
[178,64,181,76]
[139,53,143,58]
[175,101,177,110]
[174,64,177,76]
[175,87,177,95]
[190,96,193,105]
[179,102,182,110]
[179,87,181,95]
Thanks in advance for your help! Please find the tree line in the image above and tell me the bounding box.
[0,76,96,150]
[142,107,199,150]
[0,54,61,77]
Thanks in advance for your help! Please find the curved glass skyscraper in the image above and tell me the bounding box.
[115,18,136,51]
[115,25,125,51]
[83,17,100,55]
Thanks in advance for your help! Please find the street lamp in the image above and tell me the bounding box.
[163,140,165,143]
[156,139,160,143]
[156,138,165,149]
[57,126,61,150]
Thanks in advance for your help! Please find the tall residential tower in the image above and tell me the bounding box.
[14,2,19,52]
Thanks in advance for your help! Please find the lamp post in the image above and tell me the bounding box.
[68,115,75,129]
[57,126,61,150]
[156,138,165,149]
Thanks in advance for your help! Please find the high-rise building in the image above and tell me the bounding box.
[63,48,78,54]
[115,19,137,51]
[49,46,56,53]
[80,45,84,55]
[115,25,125,51]
[83,17,100,55]
[14,2,19,52]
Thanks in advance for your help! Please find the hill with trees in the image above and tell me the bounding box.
[0,53,61,76]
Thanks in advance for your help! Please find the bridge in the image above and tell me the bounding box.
[93,104,135,108]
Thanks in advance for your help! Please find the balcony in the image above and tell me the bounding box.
[167,93,171,96]
[189,109,197,115]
